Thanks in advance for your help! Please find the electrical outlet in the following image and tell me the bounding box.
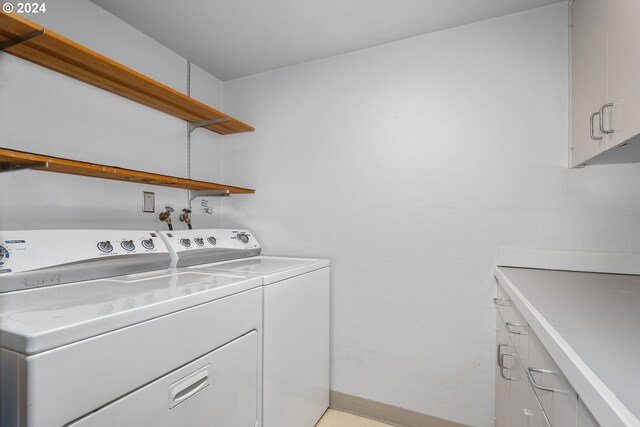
[142,191,155,213]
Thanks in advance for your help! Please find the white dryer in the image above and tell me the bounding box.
[0,229,263,427]
[159,229,330,427]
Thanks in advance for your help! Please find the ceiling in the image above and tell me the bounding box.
[90,0,564,81]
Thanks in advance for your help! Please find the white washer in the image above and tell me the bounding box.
[0,229,263,427]
[159,229,330,427]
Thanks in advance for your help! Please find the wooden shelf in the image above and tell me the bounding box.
[0,148,255,194]
[0,12,254,135]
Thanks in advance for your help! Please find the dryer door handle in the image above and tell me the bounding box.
[169,365,211,408]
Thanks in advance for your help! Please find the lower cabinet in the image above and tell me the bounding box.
[578,398,600,427]
[498,326,550,427]
[495,314,511,427]
[494,284,599,427]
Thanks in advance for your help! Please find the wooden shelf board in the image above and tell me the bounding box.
[0,12,254,135]
[0,148,255,194]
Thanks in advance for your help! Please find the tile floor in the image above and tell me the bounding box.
[315,409,393,426]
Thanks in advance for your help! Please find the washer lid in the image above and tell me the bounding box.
[0,270,261,355]
[188,256,330,284]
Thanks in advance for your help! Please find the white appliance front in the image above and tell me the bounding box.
[68,331,258,427]
[160,230,331,427]
[0,229,263,427]
[190,257,330,427]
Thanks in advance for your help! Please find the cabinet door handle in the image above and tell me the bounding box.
[526,367,558,392]
[493,297,510,306]
[590,112,603,140]
[599,103,614,134]
[500,353,515,380]
[505,322,525,335]
[497,343,509,367]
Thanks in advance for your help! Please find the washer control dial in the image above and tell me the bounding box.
[194,238,204,246]
[141,239,155,250]
[120,240,135,251]
[0,245,8,262]
[97,241,113,253]
[237,233,250,244]
[207,237,217,246]
[180,238,192,248]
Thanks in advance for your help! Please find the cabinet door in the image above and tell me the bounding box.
[507,353,529,427]
[606,0,640,147]
[508,355,551,427]
[495,314,511,427]
[527,331,577,427]
[578,397,600,427]
[570,0,609,167]
[496,284,529,367]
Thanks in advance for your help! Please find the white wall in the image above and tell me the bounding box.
[0,0,225,230]
[222,3,640,426]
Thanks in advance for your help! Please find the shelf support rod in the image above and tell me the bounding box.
[0,161,48,173]
[0,29,45,52]
[189,189,230,200]
[187,117,230,134]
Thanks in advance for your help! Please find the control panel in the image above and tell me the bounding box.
[159,229,261,268]
[0,230,171,292]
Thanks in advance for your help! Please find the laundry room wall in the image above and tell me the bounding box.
[221,3,640,426]
[0,0,225,231]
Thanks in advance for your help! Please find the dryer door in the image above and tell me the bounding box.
[69,330,258,427]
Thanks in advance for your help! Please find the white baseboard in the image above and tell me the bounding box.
[329,390,469,427]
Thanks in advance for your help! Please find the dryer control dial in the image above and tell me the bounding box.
[237,233,249,244]
[97,241,113,253]
[180,238,192,248]
[141,239,155,250]
[207,237,217,246]
[0,245,8,262]
[120,240,136,251]
[194,238,204,246]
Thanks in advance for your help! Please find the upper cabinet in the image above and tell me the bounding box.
[570,0,640,167]
[0,12,254,135]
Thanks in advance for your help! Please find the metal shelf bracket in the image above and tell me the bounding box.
[187,118,230,134]
[189,189,230,200]
[0,29,45,52]
[0,161,48,173]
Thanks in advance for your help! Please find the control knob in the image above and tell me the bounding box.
[97,241,113,253]
[207,237,217,246]
[120,240,135,251]
[0,245,8,262]
[180,238,192,248]
[194,238,204,246]
[141,239,155,250]
[237,233,250,244]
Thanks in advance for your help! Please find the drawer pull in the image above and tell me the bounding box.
[499,353,515,380]
[493,297,510,306]
[505,322,525,335]
[526,367,558,393]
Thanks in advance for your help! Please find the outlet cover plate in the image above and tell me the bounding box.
[143,191,155,213]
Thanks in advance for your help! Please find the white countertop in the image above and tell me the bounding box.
[495,266,640,427]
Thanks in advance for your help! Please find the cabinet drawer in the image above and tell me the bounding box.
[527,330,577,427]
